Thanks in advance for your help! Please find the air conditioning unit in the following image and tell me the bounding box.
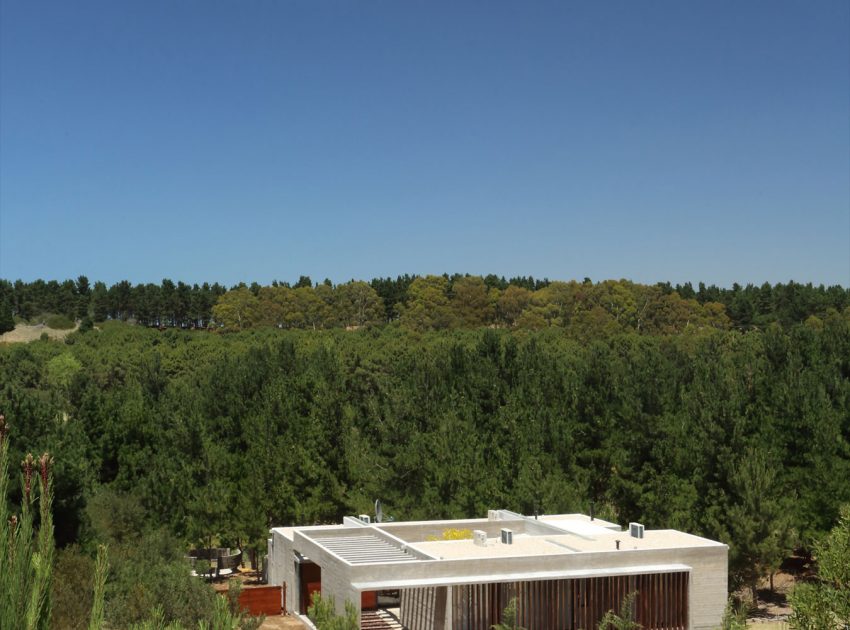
[629,522,645,539]
[500,528,514,545]
[473,530,487,547]
[359,514,371,524]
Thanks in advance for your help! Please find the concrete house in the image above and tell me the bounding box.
[268,510,727,630]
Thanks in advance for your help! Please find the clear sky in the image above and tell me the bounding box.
[1,1,848,288]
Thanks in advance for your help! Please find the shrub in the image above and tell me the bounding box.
[104,530,217,628]
[308,592,358,630]
[46,352,82,390]
[44,314,75,330]
[79,317,94,333]
[51,546,95,630]
[789,505,850,629]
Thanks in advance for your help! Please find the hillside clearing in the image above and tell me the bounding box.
[0,323,79,344]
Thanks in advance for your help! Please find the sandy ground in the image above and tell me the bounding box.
[0,322,78,343]
[740,563,806,627]
[259,615,308,629]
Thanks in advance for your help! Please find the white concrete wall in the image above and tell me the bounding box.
[269,529,297,613]
[345,543,728,629]
[275,525,728,630]
[684,545,728,630]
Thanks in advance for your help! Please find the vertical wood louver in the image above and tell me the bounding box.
[448,571,688,630]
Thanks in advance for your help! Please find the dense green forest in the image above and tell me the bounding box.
[2,275,849,333]
[2,310,849,612]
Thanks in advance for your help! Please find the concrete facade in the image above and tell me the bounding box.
[268,510,727,630]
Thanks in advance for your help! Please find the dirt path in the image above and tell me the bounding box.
[0,323,78,343]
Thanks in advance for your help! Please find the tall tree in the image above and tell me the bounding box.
[725,447,794,602]
[0,299,14,334]
[74,276,91,320]
[211,288,261,331]
[399,275,455,330]
[451,276,493,327]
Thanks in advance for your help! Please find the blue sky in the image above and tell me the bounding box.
[1,1,848,287]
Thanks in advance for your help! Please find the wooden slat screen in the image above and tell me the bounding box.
[450,571,688,630]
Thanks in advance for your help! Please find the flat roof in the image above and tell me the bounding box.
[280,511,726,567]
[410,529,723,560]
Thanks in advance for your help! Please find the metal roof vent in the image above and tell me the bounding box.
[500,528,514,545]
[473,530,487,547]
[629,522,645,539]
[359,514,371,524]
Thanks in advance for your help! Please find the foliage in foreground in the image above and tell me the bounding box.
[715,597,747,630]
[127,592,258,630]
[788,504,850,629]
[596,591,641,630]
[0,415,54,630]
[491,597,526,630]
[307,592,358,630]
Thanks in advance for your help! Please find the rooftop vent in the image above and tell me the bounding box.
[359,514,371,524]
[500,528,514,545]
[629,522,645,539]
[473,530,487,547]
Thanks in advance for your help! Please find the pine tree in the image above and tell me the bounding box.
[0,299,14,334]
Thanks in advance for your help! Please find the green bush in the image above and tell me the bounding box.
[789,505,850,629]
[308,592,358,630]
[45,352,82,390]
[83,489,261,629]
[51,546,94,630]
[105,540,217,629]
[44,314,75,330]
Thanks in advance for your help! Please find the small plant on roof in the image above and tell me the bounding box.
[426,527,474,541]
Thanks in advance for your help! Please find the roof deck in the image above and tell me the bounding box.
[277,512,724,567]
[410,528,723,560]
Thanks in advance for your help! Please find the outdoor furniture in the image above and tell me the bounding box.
[187,548,242,579]
[216,550,243,577]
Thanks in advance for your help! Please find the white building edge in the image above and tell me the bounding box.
[269,509,727,629]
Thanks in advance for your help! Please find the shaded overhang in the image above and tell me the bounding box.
[350,562,691,592]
